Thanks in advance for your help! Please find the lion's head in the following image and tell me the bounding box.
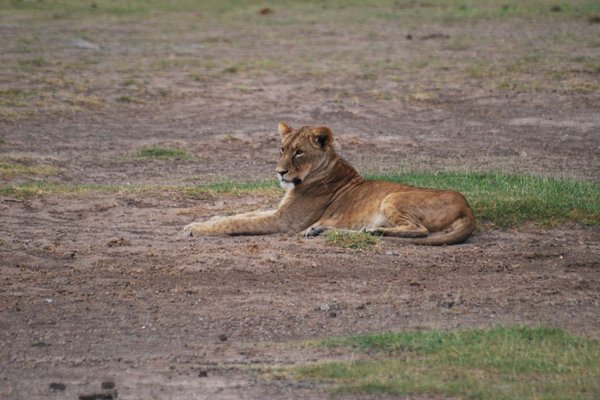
[275,122,334,189]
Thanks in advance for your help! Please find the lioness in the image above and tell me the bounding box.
[183,122,476,245]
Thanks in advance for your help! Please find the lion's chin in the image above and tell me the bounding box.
[278,177,302,190]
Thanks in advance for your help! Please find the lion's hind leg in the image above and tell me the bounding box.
[366,222,428,238]
[365,195,429,238]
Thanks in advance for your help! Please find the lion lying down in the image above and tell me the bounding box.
[183,122,476,245]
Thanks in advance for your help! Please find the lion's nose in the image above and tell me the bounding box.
[277,169,288,177]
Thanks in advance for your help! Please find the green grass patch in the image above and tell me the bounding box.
[295,326,600,399]
[137,146,190,160]
[1,173,597,228]
[367,172,600,227]
[324,230,381,251]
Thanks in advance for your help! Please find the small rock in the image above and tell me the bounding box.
[198,370,208,377]
[405,33,413,40]
[550,5,562,12]
[101,381,115,390]
[319,303,331,311]
[259,7,273,15]
[49,382,66,391]
[329,311,337,318]
[218,334,228,342]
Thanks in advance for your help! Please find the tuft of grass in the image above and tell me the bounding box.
[406,91,438,102]
[116,95,145,104]
[0,89,37,107]
[0,157,59,179]
[324,230,381,250]
[137,146,190,160]
[18,57,47,67]
[183,180,281,198]
[0,181,120,198]
[367,172,600,227]
[295,326,600,399]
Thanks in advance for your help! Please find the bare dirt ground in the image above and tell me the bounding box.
[1,3,600,399]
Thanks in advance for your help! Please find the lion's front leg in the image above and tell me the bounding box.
[183,210,284,236]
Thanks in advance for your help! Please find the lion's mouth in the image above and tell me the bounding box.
[282,178,302,185]
[279,177,303,188]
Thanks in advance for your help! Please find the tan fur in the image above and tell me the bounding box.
[183,123,476,245]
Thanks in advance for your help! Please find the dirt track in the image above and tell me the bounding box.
[2,3,600,399]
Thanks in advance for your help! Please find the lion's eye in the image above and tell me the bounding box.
[280,147,284,154]
[294,150,304,158]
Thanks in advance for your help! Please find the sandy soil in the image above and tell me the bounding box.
[1,4,600,400]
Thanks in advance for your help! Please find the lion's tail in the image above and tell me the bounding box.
[390,210,476,246]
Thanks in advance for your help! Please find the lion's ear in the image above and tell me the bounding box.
[310,127,333,149]
[278,122,293,140]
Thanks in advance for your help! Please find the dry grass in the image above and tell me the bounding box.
[1,0,599,119]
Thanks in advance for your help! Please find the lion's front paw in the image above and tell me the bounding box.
[182,223,195,237]
[182,222,208,237]
[364,228,380,235]
[303,226,327,238]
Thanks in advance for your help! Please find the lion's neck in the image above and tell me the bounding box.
[297,153,363,196]
[332,155,361,182]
